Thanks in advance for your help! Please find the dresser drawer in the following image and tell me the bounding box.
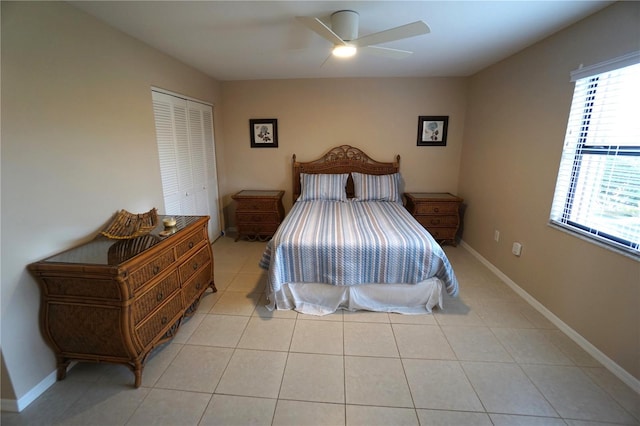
[135,292,183,349]
[414,202,459,215]
[132,271,180,325]
[41,276,122,301]
[178,246,211,283]
[415,215,459,228]
[128,249,176,293]
[182,264,212,308]
[175,228,206,260]
[236,211,281,223]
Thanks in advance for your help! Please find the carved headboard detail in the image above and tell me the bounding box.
[292,145,400,201]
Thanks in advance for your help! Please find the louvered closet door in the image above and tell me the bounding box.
[152,91,221,241]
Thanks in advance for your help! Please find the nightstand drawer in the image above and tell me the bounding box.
[415,215,459,228]
[427,228,457,241]
[232,190,285,241]
[235,200,278,212]
[404,192,463,246]
[237,212,281,223]
[237,223,280,235]
[414,202,459,215]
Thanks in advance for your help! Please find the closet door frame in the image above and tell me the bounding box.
[151,88,221,241]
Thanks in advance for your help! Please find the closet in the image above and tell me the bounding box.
[151,90,221,241]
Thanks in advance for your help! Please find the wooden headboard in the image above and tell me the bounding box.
[292,145,400,201]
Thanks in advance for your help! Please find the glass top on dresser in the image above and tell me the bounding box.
[40,215,206,266]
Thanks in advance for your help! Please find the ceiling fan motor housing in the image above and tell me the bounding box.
[331,10,359,42]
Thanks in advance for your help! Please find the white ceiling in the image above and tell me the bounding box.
[70,1,613,81]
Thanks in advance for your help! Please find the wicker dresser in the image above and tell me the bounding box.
[232,190,285,241]
[404,192,463,246]
[28,215,215,387]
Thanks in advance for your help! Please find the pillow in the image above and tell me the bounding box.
[298,173,348,202]
[352,172,402,203]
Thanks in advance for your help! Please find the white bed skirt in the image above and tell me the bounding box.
[266,278,444,316]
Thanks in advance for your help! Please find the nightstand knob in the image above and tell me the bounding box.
[433,207,440,213]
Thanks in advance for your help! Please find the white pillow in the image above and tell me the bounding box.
[352,172,402,203]
[298,173,348,202]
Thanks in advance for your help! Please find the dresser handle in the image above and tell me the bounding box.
[153,266,160,275]
[161,316,168,325]
[431,219,441,225]
[433,207,440,213]
[188,241,194,249]
[196,282,202,290]
[192,262,199,270]
[156,292,164,302]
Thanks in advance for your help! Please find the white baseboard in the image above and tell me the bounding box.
[1,369,57,412]
[460,240,640,395]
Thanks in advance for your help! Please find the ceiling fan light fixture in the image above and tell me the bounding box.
[332,44,357,58]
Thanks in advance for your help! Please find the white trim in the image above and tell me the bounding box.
[1,369,57,412]
[150,86,213,107]
[570,50,640,81]
[460,240,640,395]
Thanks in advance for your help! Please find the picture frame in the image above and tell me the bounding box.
[417,116,448,146]
[250,118,278,148]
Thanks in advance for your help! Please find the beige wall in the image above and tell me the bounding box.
[219,78,467,223]
[458,1,640,380]
[1,2,222,402]
[2,0,638,410]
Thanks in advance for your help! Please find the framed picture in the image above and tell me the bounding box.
[250,118,278,148]
[417,116,448,146]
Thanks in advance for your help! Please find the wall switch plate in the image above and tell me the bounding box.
[512,242,522,256]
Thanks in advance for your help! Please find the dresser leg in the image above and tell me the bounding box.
[134,363,142,388]
[56,358,70,380]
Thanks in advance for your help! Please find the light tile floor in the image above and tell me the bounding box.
[2,235,639,426]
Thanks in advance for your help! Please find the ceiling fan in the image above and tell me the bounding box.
[297,10,430,60]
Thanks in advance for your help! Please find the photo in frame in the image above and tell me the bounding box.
[417,116,448,146]
[250,118,278,148]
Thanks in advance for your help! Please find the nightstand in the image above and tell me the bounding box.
[232,190,285,241]
[404,192,463,246]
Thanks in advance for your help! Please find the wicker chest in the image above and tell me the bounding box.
[404,192,463,246]
[232,190,285,241]
[28,215,216,387]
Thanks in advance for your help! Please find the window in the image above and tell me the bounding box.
[550,52,640,257]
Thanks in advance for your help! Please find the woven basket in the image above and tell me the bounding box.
[101,208,158,240]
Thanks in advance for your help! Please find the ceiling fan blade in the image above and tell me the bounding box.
[361,46,414,59]
[352,21,430,47]
[296,16,346,46]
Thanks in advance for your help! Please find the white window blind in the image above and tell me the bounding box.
[550,53,640,257]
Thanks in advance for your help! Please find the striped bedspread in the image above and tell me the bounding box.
[259,200,459,297]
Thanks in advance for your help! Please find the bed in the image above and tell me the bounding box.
[259,145,459,315]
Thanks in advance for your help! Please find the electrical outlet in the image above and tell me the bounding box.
[494,230,500,242]
[512,242,522,256]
